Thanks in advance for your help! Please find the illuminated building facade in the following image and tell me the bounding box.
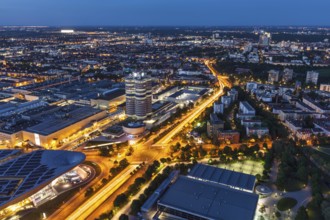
[125,73,152,119]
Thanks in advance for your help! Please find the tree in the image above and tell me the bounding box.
[114,193,128,208]
[101,178,108,185]
[198,146,207,157]
[276,169,286,190]
[119,214,129,220]
[296,165,308,183]
[119,158,129,168]
[219,154,226,162]
[295,206,309,220]
[110,167,118,176]
[99,210,113,220]
[223,146,232,155]
[262,142,268,149]
[85,187,94,197]
[130,199,142,215]
[134,177,146,186]
[160,158,167,164]
[321,200,330,220]
[153,160,160,168]
[99,147,110,157]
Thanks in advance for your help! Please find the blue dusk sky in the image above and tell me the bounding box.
[0,0,329,26]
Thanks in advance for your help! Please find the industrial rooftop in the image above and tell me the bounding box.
[26,105,104,135]
[188,163,256,192]
[158,175,258,220]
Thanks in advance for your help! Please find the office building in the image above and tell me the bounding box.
[217,130,240,144]
[90,88,125,110]
[259,32,271,47]
[23,105,107,148]
[221,96,232,108]
[295,80,302,90]
[282,68,294,82]
[268,70,280,84]
[306,71,319,85]
[207,113,224,138]
[228,88,238,101]
[125,73,152,119]
[239,101,256,115]
[246,127,269,138]
[213,101,224,114]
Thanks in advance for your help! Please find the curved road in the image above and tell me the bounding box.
[47,154,110,220]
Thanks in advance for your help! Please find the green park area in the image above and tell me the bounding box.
[277,197,298,211]
[218,159,264,176]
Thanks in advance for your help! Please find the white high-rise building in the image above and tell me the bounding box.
[259,32,271,47]
[282,68,294,82]
[125,73,152,119]
[306,71,319,85]
[268,70,280,84]
[213,102,224,114]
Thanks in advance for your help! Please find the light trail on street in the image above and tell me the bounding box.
[66,165,138,220]
[155,60,231,146]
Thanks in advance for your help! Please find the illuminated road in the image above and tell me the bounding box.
[49,59,231,220]
[111,166,167,219]
[47,154,111,220]
[66,165,138,220]
[154,60,231,146]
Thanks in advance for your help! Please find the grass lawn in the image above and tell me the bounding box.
[218,160,264,176]
[277,197,298,211]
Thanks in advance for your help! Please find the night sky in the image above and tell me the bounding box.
[1,0,329,26]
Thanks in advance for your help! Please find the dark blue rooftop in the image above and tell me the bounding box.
[0,150,20,161]
[188,164,256,192]
[158,176,258,220]
[0,150,85,209]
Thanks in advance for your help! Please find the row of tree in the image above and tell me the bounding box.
[112,160,161,211]
[130,163,194,216]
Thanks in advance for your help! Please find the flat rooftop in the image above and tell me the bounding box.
[0,119,40,134]
[26,106,104,136]
[240,101,255,112]
[96,88,125,101]
[0,150,85,209]
[158,176,258,220]
[210,113,223,124]
[188,164,256,192]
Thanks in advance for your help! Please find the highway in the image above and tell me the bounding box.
[66,165,138,220]
[155,60,231,146]
[48,59,230,220]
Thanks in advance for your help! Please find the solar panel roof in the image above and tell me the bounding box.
[0,150,20,162]
[0,150,85,209]
[188,164,256,192]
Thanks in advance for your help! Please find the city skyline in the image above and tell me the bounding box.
[1,0,330,26]
[1,2,330,218]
